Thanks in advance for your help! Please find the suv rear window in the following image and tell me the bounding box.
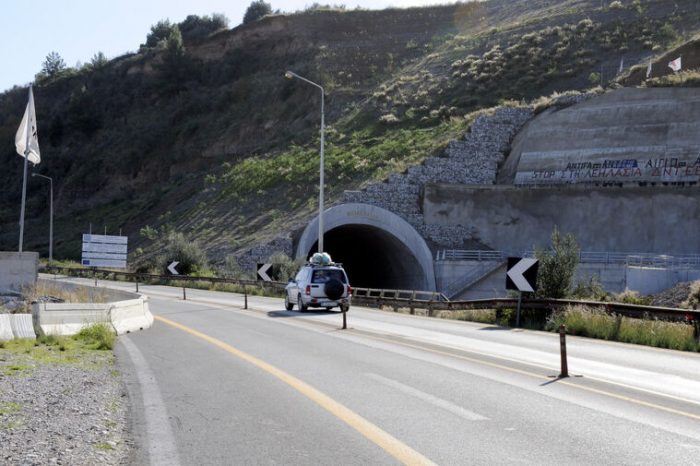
[312,269,347,284]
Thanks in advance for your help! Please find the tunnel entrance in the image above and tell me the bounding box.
[305,224,425,290]
[296,203,436,291]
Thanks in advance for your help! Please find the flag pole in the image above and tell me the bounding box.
[18,86,32,253]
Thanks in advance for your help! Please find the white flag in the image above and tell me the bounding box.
[668,56,682,72]
[14,86,41,165]
[646,59,652,78]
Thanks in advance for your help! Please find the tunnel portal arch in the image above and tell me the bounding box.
[296,203,436,291]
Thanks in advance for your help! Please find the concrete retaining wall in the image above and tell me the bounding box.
[0,251,38,293]
[626,267,700,295]
[424,184,700,255]
[0,314,36,341]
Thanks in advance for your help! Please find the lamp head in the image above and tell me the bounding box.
[284,71,294,79]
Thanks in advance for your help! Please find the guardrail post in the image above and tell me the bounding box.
[559,324,569,378]
[136,279,139,293]
[94,270,97,287]
[342,308,347,329]
[183,286,187,300]
[409,290,416,315]
[244,285,248,310]
[515,292,523,327]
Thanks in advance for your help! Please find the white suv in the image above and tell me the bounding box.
[285,263,352,312]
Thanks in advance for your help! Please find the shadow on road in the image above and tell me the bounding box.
[477,325,511,331]
[267,310,337,318]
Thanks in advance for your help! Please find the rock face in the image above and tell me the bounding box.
[343,107,534,248]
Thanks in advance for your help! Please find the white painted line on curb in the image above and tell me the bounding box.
[120,336,181,466]
[366,373,489,421]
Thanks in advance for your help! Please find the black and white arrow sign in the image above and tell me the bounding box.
[505,257,539,293]
[257,263,273,281]
[167,261,180,275]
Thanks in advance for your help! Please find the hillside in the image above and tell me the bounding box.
[1,0,699,270]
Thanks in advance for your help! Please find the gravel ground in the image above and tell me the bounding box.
[0,345,131,465]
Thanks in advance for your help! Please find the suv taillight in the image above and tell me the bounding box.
[347,285,353,295]
[305,285,311,296]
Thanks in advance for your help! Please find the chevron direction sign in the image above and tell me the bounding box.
[506,257,539,293]
[257,263,278,282]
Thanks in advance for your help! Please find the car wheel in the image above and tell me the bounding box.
[297,294,308,312]
[284,292,294,311]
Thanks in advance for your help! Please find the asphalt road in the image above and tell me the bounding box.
[50,276,700,465]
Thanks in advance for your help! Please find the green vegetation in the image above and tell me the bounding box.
[244,0,272,24]
[74,323,116,350]
[1,0,699,265]
[546,305,700,351]
[535,227,580,299]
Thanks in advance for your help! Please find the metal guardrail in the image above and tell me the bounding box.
[436,249,700,267]
[44,266,699,326]
[42,265,288,292]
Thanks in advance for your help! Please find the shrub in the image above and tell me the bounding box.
[144,20,179,49]
[535,227,580,299]
[159,232,209,275]
[74,323,116,350]
[243,0,272,24]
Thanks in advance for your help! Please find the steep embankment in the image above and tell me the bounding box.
[0,0,698,266]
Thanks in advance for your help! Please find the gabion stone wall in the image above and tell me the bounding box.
[344,106,534,248]
[236,237,294,273]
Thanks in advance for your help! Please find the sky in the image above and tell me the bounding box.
[0,0,453,92]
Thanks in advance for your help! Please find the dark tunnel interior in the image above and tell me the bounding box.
[305,224,426,290]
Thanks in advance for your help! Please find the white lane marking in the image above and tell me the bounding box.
[366,373,488,421]
[120,336,181,466]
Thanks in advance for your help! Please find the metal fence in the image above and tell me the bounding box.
[436,249,700,267]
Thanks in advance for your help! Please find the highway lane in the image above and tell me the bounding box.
[48,276,700,464]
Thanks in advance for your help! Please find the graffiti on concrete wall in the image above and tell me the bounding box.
[515,152,700,185]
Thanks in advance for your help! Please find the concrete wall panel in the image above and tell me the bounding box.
[0,252,38,292]
[424,184,700,256]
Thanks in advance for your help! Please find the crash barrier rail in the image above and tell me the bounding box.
[436,249,700,267]
[42,265,288,293]
[352,293,700,325]
[43,266,698,332]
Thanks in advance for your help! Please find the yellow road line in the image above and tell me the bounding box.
[146,290,700,424]
[154,315,437,466]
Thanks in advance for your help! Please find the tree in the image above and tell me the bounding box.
[90,51,108,69]
[535,227,580,299]
[179,13,229,43]
[144,19,179,48]
[42,51,66,79]
[243,0,272,24]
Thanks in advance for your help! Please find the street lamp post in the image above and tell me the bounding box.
[31,173,53,263]
[285,70,325,253]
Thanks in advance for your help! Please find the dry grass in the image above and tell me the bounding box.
[23,282,108,305]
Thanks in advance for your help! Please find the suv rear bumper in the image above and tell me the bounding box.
[304,297,351,308]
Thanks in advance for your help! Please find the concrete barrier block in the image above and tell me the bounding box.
[32,303,111,336]
[10,314,35,340]
[110,298,154,335]
[0,314,13,341]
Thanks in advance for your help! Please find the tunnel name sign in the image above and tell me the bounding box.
[505,257,538,293]
[81,234,128,269]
